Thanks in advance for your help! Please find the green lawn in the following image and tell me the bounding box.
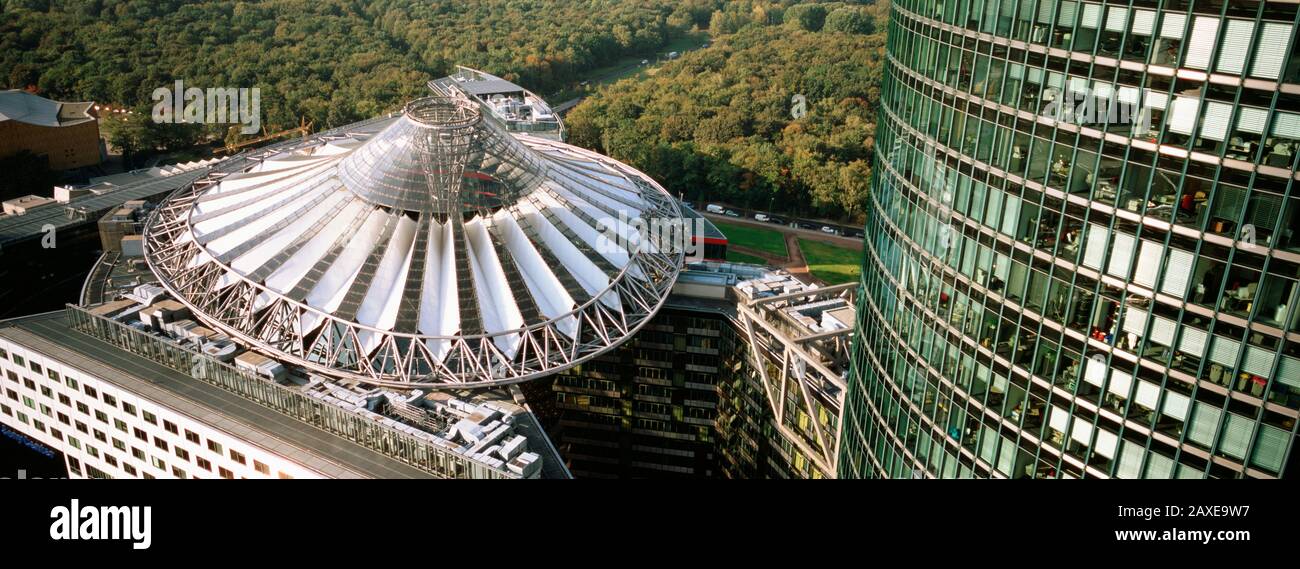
[726,250,770,266]
[575,31,711,91]
[798,239,863,285]
[713,221,789,258]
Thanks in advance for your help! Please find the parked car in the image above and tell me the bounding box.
[796,222,818,230]
[724,209,741,217]
[845,230,865,239]
[706,204,725,214]
[754,213,770,222]
[821,226,838,235]
[767,216,785,225]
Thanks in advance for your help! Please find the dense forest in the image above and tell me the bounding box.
[567,1,886,221]
[0,0,722,129]
[1,0,885,220]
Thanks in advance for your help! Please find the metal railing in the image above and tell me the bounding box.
[64,304,517,479]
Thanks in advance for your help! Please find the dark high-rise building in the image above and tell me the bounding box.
[845,0,1300,478]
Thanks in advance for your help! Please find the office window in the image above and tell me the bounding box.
[102,394,116,407]
[94,410,108,424]
[0,403,9,416]
[64,377,77,390]
[153,437,168,451]
[114,419,128,433]
[151,456,166,471]
[82,385,96,398]
[207,440,222,454]
[175,448,189,462]
[57,394,70,406]
[142,411,156,425]
[124,464,137,477]
[133,427,147,441]
[75,402,89,415]
[122,402,135,416]
[1252,23,1292,79]
[132,447,145,461]
[196,457,212,472]
[254,461,269,475]
[230,450,246,465]
[218,467,234,480]
[185,430,200,444]
[163,420,178,435]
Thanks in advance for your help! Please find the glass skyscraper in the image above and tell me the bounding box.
[843,0,1300,478]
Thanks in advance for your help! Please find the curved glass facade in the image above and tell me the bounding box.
[842,0,1300,478]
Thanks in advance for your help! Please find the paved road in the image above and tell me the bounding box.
[702,212,864,250]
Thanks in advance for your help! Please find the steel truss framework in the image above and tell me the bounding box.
[738,282,858,476]
[145,98,685,389]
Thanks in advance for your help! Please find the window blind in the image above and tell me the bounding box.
[1132,10,1156,36]
[1135,380,1160,410]
[1188,403,1222,448]
[1118,86,1140,106]
[1251,23,1292,80]
[1079,3,1100,29]
[1219,413,1255,460]
[1151,316,1176,348]
[1107,231,1136,278]
[1209,335,1241,368]
[1123,306,1148,337]
[1236,107,1268,134]
[1071,418,1093,446]
[1107,369,1133,399]
[1050,406,1070,432]
[1243,345,1276,378]
[1215,20,1254,75]
[1177,326,1208,359]
[1161,248,1194,297]
[1105,6,1128,32]
[1161,390,1190,421]
[1057,1,1077,26]
[1133,239,1162,288]
[1115,440,1145,478]
[1082,223,1107,269]
[1250,424,1288,473]
[1094,428,1118,460]
[1277,356,1300,389]
[1184,17,1220,70]
[1159,13,1186,39]
[1272,112,1300,139]
[1146,453,1174,478]
[1036,0,1055,24]
[996,434,1016,476]
[1085,355,1107,387]
[1144,90,1169,110]
[1249,193,1283,230]
[1200,102,1233,141]
[1167,96,1201,135]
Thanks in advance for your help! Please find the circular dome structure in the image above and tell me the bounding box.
[145,96,684,388]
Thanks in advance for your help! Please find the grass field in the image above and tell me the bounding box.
[725,250,770,266]
[580,31,710,90]
[713,221,789,258]
[798,239,863,285]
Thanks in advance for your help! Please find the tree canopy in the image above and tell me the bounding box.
[0,0,723,130]
[566,1,887,221]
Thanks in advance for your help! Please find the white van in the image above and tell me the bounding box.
[754,213,770,222]
[706,204,725,214]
